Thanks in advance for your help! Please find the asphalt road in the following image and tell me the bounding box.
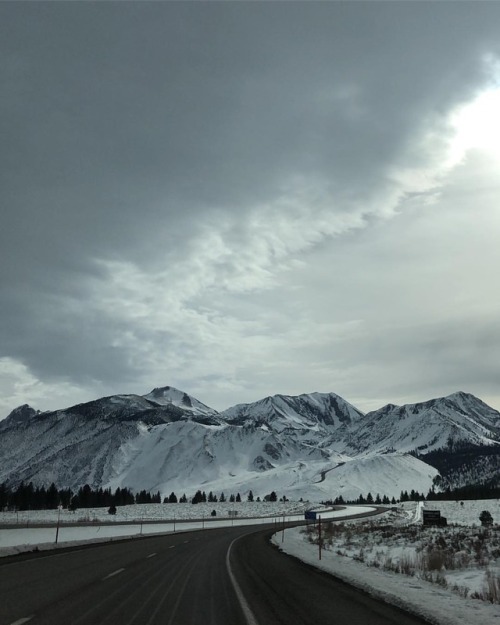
[0,524,432,625]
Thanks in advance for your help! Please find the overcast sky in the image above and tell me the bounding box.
[2,2,500,418]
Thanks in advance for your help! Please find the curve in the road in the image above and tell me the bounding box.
[0,516,432,625]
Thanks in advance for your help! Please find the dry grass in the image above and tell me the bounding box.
[301,518,500,604]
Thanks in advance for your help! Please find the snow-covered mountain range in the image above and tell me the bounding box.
[1,387,499,501]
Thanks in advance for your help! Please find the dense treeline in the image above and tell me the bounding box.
[0,482,281,511]
[426,483,500,501]
[415,444,500,491]
[0,482,160,511]
[7,479,498,513]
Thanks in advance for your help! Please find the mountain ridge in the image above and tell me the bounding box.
[1,386,499,501]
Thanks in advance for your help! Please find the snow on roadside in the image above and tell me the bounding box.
[272,501,500,625]
[273,526,500,625]
[0,503,369,557]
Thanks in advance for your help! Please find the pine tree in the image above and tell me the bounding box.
[192,490,203,504]
[247,490,254,502]
[46,483,60,509]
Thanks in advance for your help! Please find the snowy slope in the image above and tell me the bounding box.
[317,454,439,502]
[221,392,363,432]
[0,387,498,501]
[0,388,219,488]
[344,392,500,455]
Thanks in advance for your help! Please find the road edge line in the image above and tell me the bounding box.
[226,537,260,625]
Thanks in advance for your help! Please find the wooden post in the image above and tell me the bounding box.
[318,515,322,560]
[55,506,61,544]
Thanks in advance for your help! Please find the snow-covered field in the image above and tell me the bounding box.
[0,500,320,557]
[274,500,500,625]
[0,500,308,525]
[0,502,374,557]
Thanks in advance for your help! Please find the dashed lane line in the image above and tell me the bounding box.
[9,617,34,625]
[102,567,125,581]
[147,553,157,558]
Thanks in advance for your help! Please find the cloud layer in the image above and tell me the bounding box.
[1,2,500,417]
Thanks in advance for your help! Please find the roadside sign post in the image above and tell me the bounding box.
[55,505,61,544]
[318,515,322,560]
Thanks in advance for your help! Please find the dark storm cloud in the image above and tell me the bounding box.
[1,2,500,414]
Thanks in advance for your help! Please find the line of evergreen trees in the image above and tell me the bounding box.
[163,490,281,504]
[0,482,160,511]
[0,482,283,511]
[426,483,500,501]
[326,483,500,506]
[10,479,497,513]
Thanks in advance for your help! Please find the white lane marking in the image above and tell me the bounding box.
[147,552,157,558]
[9,618,34,625]
[168,545,175,549]
[183,540,189,543]
[102,567,125,580]
[226,537,259,625]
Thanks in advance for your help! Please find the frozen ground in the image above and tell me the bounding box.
[0,500,309,525]
[0,501,362,557]
[273,500,500,625]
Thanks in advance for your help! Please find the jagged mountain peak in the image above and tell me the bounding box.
[374,392,499,423]
[347,391,500,455]
[221,391,363,431]
[1,404,39,427]
[143,385,218,417]
[1,387,499,499]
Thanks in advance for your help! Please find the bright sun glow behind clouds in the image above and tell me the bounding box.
[448,86,500,165]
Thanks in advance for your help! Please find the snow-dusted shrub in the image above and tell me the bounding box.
[450,583,469,598]
[422,548,449,572]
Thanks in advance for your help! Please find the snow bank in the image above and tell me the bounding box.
[272,501,500,625]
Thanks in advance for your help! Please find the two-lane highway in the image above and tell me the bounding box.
[0,524,432,625]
